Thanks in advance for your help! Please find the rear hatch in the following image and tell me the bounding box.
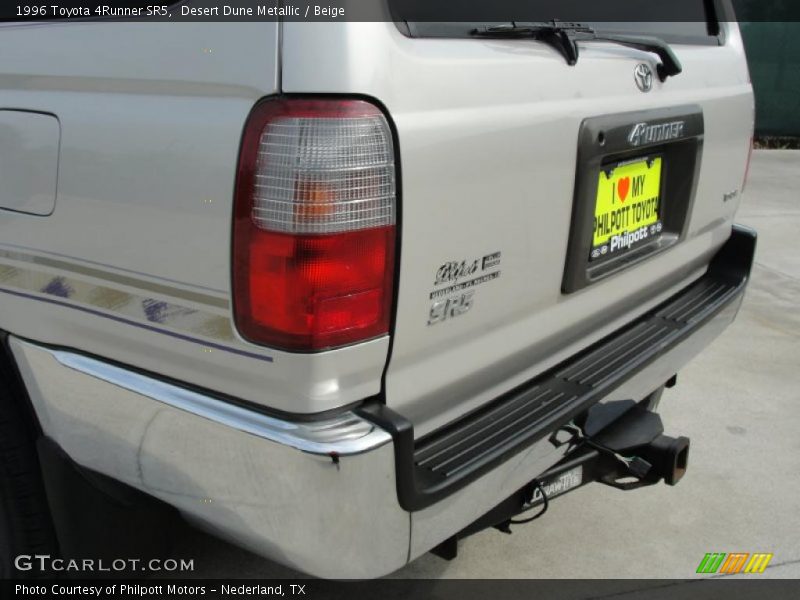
[282,11,753,435]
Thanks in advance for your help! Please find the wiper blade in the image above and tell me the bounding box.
[473,21,594,37]
[470,20,682,81]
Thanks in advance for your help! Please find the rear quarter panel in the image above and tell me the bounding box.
[0,22,388,413]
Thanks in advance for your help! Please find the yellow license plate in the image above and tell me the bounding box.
[592,157,663,259]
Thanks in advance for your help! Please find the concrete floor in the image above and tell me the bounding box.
[170,150,800,579]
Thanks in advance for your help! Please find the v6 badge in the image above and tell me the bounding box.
[428,292,474,326]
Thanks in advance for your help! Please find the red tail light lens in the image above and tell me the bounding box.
[233,98,396,351]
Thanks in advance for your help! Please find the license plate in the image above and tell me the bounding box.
[530,465,584,506]
[591,156,663,261]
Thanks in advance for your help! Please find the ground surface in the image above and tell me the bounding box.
[169,150,800,580]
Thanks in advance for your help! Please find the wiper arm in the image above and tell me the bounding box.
[471,20,682,81]
[587,33,682,81]
[471,21,592,66]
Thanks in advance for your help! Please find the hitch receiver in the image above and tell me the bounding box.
[641,434,690,486]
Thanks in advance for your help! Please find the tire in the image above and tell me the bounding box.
[0,354,58,579]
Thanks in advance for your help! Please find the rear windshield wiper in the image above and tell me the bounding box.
[471,20,682,81]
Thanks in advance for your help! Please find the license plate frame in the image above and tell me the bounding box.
[562,106,705,294]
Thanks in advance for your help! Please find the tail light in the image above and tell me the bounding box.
[233,98,397,351]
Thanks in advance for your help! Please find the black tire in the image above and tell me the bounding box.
[0,354,58,579]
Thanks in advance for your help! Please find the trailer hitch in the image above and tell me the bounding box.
[431,403,690,560]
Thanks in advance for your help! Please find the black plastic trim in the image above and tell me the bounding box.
[359,225,756,511]
[562,105,705,293]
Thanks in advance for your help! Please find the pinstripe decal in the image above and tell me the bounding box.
[0,247,228,307]
[0,251,273,363]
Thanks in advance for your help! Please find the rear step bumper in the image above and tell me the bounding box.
[359,224,756,512]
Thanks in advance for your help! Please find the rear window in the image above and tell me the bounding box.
[391,0,723,45]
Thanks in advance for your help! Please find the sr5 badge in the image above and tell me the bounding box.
[428,292,474,326]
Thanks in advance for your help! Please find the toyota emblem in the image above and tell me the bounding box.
[634,63,653,92]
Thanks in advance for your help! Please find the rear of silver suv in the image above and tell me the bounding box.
[1,2,755,580]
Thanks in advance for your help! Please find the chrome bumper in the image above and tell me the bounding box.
[9,226,755,578]
[10,338,409,579]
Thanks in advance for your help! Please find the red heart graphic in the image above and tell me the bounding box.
[617,177,630,202]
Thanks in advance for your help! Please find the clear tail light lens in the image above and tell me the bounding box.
[233,98,397,351]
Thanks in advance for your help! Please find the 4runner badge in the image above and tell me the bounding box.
[634,63,653,92]
[628,120,685,147]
